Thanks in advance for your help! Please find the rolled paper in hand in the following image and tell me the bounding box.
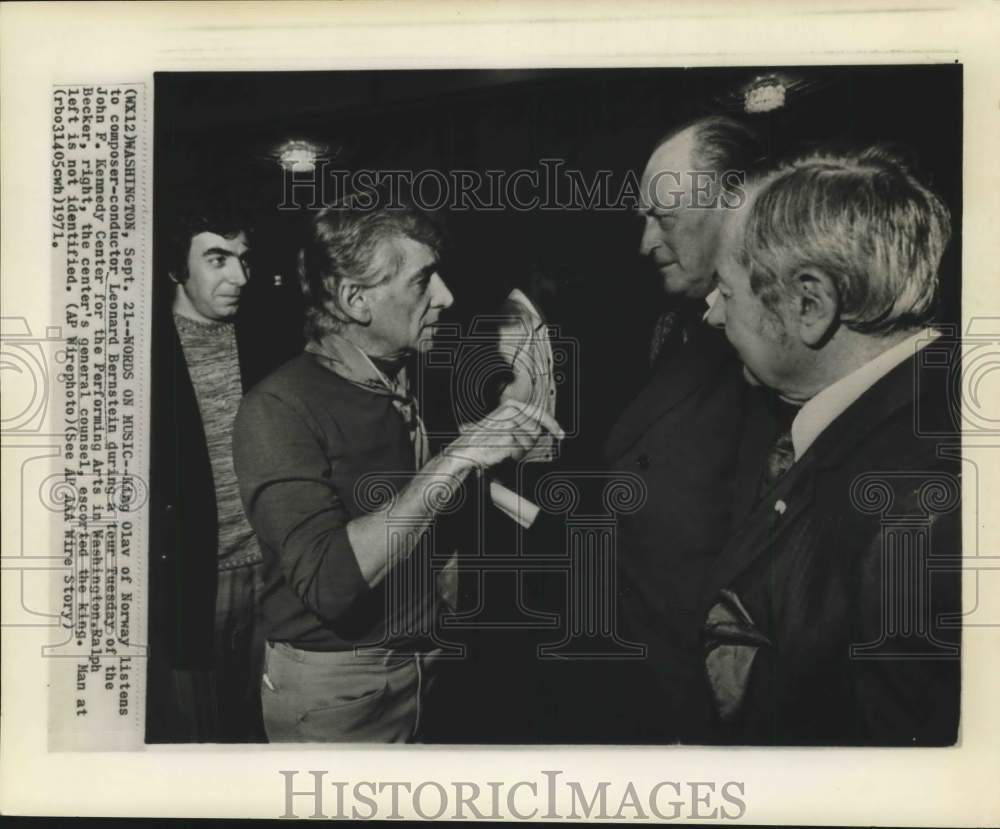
[489,479,540,528]
[436,550,460,611]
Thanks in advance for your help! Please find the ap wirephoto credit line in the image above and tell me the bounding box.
[47,83,150,749]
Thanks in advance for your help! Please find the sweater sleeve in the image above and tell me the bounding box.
[233,388,370,624]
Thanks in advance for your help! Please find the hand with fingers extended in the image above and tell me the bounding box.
[445,399,565,470]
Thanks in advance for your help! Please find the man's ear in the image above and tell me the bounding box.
[792,268,839,347]
[337,279,372,325]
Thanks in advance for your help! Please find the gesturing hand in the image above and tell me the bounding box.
[445,399,565,470]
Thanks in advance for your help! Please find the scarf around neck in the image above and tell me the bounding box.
[306,331,431,469]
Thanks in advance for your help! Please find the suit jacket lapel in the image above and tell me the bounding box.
[707,351,927,600]
[729,387,781,529]
[605,323,735,460]
[708,454,819,599]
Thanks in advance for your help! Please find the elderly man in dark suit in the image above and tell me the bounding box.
[702,146,961,745]
[603,116,775,741]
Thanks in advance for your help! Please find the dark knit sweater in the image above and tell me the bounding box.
[233,353,439,651]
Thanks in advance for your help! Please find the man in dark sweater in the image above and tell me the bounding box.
[233,200,563,742]
[147,203,295,742]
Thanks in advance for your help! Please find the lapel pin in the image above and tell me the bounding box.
[774,499,787,515]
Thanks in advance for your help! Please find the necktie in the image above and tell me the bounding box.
[757,399,800,499]
[648,310,682,367]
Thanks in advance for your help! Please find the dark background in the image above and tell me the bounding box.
[154,65,963,743]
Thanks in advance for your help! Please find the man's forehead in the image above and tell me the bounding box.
[643,130,698,179]
[379,235,437,272]
[640,130,700,209]
[189,230,248,255]
[718,210,746,251]
[715,212,749,273]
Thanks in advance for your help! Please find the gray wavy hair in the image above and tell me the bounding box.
[298,199,445,341]
[738,145,951,335]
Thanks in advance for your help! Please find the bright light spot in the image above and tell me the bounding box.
[744,77,787,114]
[274,140,327,173]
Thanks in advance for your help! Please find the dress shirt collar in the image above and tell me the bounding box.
[790,327,939,461]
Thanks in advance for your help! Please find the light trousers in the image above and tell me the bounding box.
[261,641,440,743]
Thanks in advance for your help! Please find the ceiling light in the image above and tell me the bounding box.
[743,75,788,114]
[272,139,330,173]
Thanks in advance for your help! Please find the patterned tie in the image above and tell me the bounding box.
[757,399,800,499]
[648,310,681,367]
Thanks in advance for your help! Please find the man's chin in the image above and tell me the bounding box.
[659,266,680,293]
[741,365,764,387]
[660,267,708,301]
[414,328,438,353]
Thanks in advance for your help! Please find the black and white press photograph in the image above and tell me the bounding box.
[146,65,963,748]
